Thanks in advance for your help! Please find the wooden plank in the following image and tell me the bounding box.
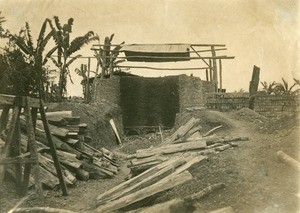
[96,170,193,213]
[203,125,223,137]
[24,98,43,202]
[136,140,207,158]
[101,159,186,204]
[174,155,207,174]
[109,119,122,145]
[96,157,185,203]
[0,105,21,186]
[8,207,77,213]
[0,105,10,133]
[211,46,218,92]
[35,119,69,138]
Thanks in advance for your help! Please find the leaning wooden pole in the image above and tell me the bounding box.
[39,100,68,196]
[249,65,260,110]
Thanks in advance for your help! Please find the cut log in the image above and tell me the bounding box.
[82,162,113,179]
[34,129,81,155]
[46,116,67,127]
[203,125,223,137]
[100,159,186,205]
[55,150,82,169]
[206,137,249,146]
[136,140,207,158]
[64,116,80,125]
[8,207,76,213]
[38,166,59,189]
[35,119,69,138]
[96,170,193,212]
[42,111,73,118]
[129,155,168,167]
[276,150,300,172]
[185,183,225,201]
[75,168,89,181]
[215,144,231,152]
[163,117,199,144]
[174,155,207,174]
[174,124,202,143]
[97,157,187,203]
[129,161,163,175]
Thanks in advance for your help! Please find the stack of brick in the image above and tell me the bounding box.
[205,93,250,111]
[253,94,300,118]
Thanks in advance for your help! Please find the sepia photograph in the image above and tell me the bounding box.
[0,0,299,212]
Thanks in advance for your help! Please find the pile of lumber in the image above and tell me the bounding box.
[95,152,207,212]
[8,110,119,189]
[127,117,249,175]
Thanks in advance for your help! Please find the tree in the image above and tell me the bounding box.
[274,78,299,94]
[0,19,56,98]
[94,34,125,78]
[48,16,98,101]
[260,81,276,94]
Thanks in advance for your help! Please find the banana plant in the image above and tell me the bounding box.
[260,81,276,94]
[3,19,57,98]
[94,34,125,79]
[274,78,299,94]
[49,16,99,101]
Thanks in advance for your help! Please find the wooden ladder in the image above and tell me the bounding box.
[0,94,68,203]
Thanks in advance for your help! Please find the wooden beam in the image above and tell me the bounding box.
[190,45,210,67]
[219,59,223,91]
[91,47,228,53]
[39,100,68,196]
[93,43,226,47]
[211,46,218,92]
[206,69,209,81]
[113,66,209,71]
[209,59,213,81]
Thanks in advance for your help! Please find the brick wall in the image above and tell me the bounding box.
[178,75,216,112]
[92,77,120,105]
[205,93,250,111]
[254,93,300,117]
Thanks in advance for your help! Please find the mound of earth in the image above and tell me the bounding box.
[46,100,123,149]
[173,109,237,136]
[231,108,268,123]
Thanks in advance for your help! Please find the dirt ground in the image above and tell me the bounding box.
[0,109,299,213]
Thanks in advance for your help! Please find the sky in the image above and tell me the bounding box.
[0,0,299,96]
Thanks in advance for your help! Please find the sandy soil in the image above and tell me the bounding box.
[1,109,299,213]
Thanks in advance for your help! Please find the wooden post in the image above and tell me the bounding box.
[0,105,10,133]
[249,65,260,109]
[219,59,222,92]
[87,58,91,102]
[39,100,68,196]
[209,59,213,82]
[24,98,43,203]
[13,115,22,195]
[211,46,218,92]
[0,106,21,185]
[206,69,209,81]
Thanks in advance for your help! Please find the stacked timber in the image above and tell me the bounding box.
[95,152,205,212]
[127,117,249,175]
[8,110,119,189]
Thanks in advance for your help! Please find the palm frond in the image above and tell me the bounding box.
[25,22,34,51]
[109,34,114,43]
[282,78,289,92]
[37,19,48,48]
[65,54,81,68]
[294,78,300,85]
[42,46,58,65]
[54,16,63,31]
[114,59,126,65]
[50,57,61,68]
[9,34,31,55]
[66,32,98,57]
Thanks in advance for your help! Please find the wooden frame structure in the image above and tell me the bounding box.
[0,94,67,201]
[91,43,235,92]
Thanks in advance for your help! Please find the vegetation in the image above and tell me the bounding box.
[94,34,125,78]
[260,78,300,95]
[48,16,98,101]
